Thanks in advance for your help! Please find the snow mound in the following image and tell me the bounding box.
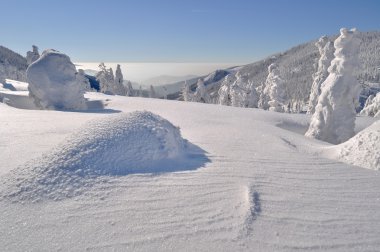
[0,111,190,202]
[330,121,380,170]
[27,49,87,110]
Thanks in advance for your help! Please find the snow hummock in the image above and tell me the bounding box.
[27,49,87,110]
[0,111,194,202]
[326,120,380,170]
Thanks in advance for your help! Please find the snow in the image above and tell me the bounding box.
[0,111,197,202]
[305,28,361,144]
[324,120,380,170]
[0,90,380,251]
[27,49,87,110]
[360,92,380,117]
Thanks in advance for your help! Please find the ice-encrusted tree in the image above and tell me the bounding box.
[258,64,280,110]
[96,63,115,95]
[138,85,143,97]
[360,93,380,117]
[125,81,134,96]
[260,63,286,112]
[26,45,40,65]
[76,69,92,91]
[193,78,210,103]
[218,74,235,105]
[114,64,127,95]
[305,28,362,144]
[246,81,259,108]
[27,49,87,110]
[307,36,335,114]
[182,81,192,102]
[149,85,156,98]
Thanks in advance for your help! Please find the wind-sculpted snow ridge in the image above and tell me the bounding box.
[0,111,203,202]
[328,120,380,170]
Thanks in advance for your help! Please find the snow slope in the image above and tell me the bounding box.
[0,92,379,251]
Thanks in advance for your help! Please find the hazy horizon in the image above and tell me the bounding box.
[75,62,243,83]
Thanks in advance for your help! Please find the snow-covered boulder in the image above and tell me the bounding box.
[360,93,380,117]
[27,49,87,110]
[0,111,189,202]
[330,120,380,170]
[305,28,361,144]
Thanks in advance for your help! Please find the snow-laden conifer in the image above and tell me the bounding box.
[305,28,361,144]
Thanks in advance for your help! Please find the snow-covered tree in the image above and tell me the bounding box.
[305,28,361,144]
[76,69,91,91]
[259,63,286,112]
[258,64,280,110]
[138,85,143,97]
[182,81,192,102]
[149,85,156,98]
[125,81,134,96]
[26,45,40,65]
[193,78,210,103]
[27,49,87,110]
[246,81,259,108]
[96,63,115,95]
[218,74,235,105]
[113,64,126,95]
[307,36,335,114]
[360,93,380,117]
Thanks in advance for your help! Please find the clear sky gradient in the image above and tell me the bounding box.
[1,0,380,63]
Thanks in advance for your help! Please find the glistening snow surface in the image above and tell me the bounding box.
[0,111,192,202]
[0,93,379,251]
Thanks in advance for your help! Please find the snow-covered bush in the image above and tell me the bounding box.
[193,79,210,103]
[26,45,40,65]
[360,93,380,117]
[305,28,361,144]
[307,36,334,114]
[27,49,87,110]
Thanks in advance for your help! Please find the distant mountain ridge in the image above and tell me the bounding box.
[179,31,380,107]
[0,46,28,81]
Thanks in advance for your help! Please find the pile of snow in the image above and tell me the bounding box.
[27,49,87,110]
[0,111,188,202]
[328,121,380,170]
[360,93,380,117]
[305,28,361,144]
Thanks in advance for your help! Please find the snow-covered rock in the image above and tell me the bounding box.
[0,111,188,202]
[27,49,87,110]
[76,69,92,91]
[329,120,380,170]
[305,28,361,144]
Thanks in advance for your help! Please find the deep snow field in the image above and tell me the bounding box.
[0,83,379,251]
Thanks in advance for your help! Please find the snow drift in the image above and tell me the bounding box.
[0,111,195,202]
[327,120,380,170]
[27,49,87,110]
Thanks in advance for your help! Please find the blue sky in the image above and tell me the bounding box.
[1,0,380,63]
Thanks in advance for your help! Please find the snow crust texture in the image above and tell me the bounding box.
[332,120,380,170]
[0,111,188,202]
[27,49,87,110]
